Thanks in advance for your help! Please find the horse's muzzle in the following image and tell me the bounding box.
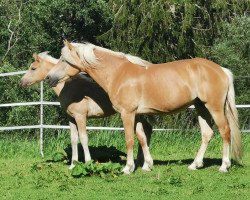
[20,78,29,88]
[45,75,58,87]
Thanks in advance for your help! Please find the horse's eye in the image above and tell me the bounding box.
[31,67,36,71]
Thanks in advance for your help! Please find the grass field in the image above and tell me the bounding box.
[0,130,249,200]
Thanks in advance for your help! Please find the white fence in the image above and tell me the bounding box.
[0,71,249,156]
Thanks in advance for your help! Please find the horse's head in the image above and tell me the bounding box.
[61,40,85,69]
[46,57,81,87]
[21,52,57,87]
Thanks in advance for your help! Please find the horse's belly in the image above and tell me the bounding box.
[86,100,107,117]
[137,92,194,114]
[137,103,190,114]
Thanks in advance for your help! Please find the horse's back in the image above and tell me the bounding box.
[138,58,228,113]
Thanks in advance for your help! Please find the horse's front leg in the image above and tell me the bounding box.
[75,114,91,163]
[121,111,136,174]
[69,121,79,169]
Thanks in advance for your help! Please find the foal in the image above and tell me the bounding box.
[21,52,153,170]
[46,41,242,174]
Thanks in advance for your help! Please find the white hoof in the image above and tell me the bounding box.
[142,158,153,171]
[122,164,135,175]
[188,161,203,170]
[196,162,204,168]
[219,167,228,173]
[219,160,231,173]
[142,163,152,171]
[69,164,75,170]
[188,163,197,170]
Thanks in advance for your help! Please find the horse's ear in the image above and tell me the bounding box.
[33,53,38,60]
[33,53,41,62]
[64,39,74,50]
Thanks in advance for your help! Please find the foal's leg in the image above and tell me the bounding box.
[135,117,153,171]
[75,114,91,162]
[121,112,136,174]
[69,121,79,169]
[189,103,214,170]
[188,116,214,170]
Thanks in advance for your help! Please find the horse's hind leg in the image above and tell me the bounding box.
[189,101,214,170]
[208,108,231,172]
[135,116,153,171]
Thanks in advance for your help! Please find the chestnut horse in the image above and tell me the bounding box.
[21,52,154,170]
[46,41,242,174]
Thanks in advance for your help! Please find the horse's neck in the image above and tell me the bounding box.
[52,82,65,96]
[85,50,125,93]
[44,61,64,96]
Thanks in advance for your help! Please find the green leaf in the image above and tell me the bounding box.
[52,152,66,162]
[71,164,84,177]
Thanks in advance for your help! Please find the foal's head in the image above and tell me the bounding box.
[46,57,81,87]
[21,52,57,87]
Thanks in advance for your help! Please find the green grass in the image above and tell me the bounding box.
[0,130,249,200]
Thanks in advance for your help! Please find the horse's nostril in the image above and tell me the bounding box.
[45,75,50,82]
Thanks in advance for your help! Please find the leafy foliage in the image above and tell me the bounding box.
[71,160,122,178]
[99,0,249,63]
[52,151,68,162]
[0,0,112,131]
[0,0,113,67]
[208,16,250,77]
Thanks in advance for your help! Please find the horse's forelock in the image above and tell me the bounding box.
[38,52,58,64]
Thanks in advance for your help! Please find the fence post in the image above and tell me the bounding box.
[40,81,44,157]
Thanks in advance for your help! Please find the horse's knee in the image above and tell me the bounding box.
[135,123,146,143]
[202,130,214,143]
[71,133,78,144]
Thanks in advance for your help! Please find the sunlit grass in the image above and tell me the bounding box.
[0,130,249,200]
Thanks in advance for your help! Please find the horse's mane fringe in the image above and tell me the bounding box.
[38,52,58,64]
[67,43,151,67]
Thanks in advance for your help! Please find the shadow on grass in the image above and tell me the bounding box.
[64,144,127,164]
[63,144,222,169]
[154,158,222,169]
[46,143,222,170]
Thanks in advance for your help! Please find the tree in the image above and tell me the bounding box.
[0,0,113,130]
[99,0,249,63]
[208,16,250,107]
[0,0,113,68]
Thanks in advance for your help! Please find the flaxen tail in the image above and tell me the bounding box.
[222,68,243,164]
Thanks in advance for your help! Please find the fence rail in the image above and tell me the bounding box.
[1,71,249,156]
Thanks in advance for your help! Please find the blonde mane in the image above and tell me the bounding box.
[62,43,151,67]
[38,52,58,64]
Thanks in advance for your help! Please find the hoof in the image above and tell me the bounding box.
[188,162,203,170]
[122,164,135,175]
[142,164,152,172]
[219,167,228,173]
[69,164,75,170]
[188,164,197,171]
[142,159,153,171]
[219,161,231,173]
